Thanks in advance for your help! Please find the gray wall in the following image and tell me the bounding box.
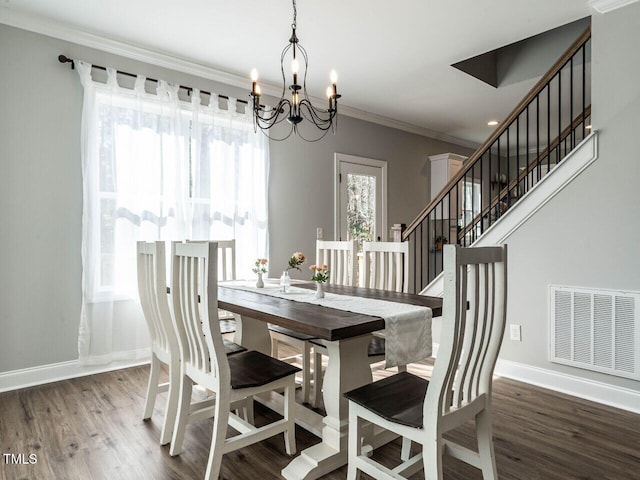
[0,24,473,373]
[268,117,475,280]
[496,3,640,391]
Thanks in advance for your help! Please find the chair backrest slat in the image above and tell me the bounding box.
[216,239,236,282]
[362,241,409,292]
[316,240,357,287]
[186,239,236,282]
[137,241,178,358]
[426,244,507,417]
[171,241,229,384]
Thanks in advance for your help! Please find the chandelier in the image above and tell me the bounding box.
[249,0,341,142]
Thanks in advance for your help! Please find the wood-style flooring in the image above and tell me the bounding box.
[1,356,639,480]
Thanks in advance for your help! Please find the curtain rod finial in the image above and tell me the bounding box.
[58,55,75,69]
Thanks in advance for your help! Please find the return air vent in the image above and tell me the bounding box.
[550,286,639,380]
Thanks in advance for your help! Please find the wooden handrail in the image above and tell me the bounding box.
[403,25,591,241]
[456,105,591,241]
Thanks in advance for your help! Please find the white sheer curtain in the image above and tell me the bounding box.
[76,62,269,365]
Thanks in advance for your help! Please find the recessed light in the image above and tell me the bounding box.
[487,120,499,126]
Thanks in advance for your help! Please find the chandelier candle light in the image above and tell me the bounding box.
[249,0,341,141]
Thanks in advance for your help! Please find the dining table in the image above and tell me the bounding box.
[218,280,442,480]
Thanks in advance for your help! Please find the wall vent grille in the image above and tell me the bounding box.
[550,286,639,380]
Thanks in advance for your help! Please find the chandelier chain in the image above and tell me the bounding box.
[249,0,340,141]
[292,0,297,30]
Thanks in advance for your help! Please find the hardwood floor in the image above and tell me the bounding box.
[1,358,638,480]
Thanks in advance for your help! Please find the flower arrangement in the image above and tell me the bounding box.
[310,265,330,283]
[287,252,306,271]
[252,258,268,274]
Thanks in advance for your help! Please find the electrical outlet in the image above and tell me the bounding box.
[509,324,522,342]
[316,227,323,240]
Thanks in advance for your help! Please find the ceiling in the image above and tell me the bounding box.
[1,0,596,146]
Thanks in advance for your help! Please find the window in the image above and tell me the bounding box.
[80,67,268,301]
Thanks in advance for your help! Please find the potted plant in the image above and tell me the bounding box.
[435,235,448,251]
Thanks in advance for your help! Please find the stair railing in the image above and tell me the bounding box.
[403,26,591,293]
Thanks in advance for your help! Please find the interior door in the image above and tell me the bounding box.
[335,154,387,246]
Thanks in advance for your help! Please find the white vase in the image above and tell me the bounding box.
[315,282,325,299]
[280,270,291,293]
[256,273,264,288]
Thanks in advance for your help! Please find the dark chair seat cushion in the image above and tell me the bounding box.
[269,324,316,341]
[343,371,428,428]
[223,338,246,356]
[220,318,237,334]
[311,335,386,357]
[228,350,301,390]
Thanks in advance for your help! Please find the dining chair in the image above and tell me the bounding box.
[267,239,356,405]
[137,241,248,446]
[361,241,409,293]
[312,240,412,407]
[200,239,238,335]
[168,241,299,480]
[316,239,358,286]
[344,244,508,480]
[137,241,181,446]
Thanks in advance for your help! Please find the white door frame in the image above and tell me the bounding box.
[334,153,388,242]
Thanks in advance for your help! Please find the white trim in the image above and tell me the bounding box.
[589,0,640,13]
[0,7,477,149]
[0,349,150,393]
[429,342,640,413]
[334,153,388,242]
[428,153,468,163]
[494,359,640,414]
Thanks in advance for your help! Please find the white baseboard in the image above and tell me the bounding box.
[0,348,151,393]
[430,343,639,413]
[494,359,640,414]
[3,346,638,415]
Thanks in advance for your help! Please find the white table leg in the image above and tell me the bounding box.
[282,334,371,480]
[233,314,271,355]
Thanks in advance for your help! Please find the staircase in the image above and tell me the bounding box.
[403,26,592,294]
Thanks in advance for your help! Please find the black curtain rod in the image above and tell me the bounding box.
[57,54,250,106]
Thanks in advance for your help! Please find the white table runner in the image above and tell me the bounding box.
[221,281,432,367]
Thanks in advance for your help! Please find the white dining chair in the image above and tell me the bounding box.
[344,244,508,480]
[268,240,356,405]
[137,241,181,446]
[312,240,412,407]
[316,239,358,286]
[168,241,299,480]
[310,239,394,407]
[137,241,248,446]
[361,241,409,293]
[188,239,238,335]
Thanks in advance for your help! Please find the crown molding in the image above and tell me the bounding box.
[0,6,478,150]
[589,0,640,13]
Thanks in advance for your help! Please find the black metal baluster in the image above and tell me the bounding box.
[479,153,483,237]
[582,43,586,138]
[506,127,511,208]
[537,94,541,182]
[488,147,493,228]
[547,83,551,177]
[558,68,562,165]
[516,115,520,202]
[570,57,574,149]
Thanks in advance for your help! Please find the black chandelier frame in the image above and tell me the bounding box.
[249,0,341,142]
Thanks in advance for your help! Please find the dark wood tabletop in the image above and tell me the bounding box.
[218,282,442,342]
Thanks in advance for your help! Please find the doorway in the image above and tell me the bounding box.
[334,153,387,246]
